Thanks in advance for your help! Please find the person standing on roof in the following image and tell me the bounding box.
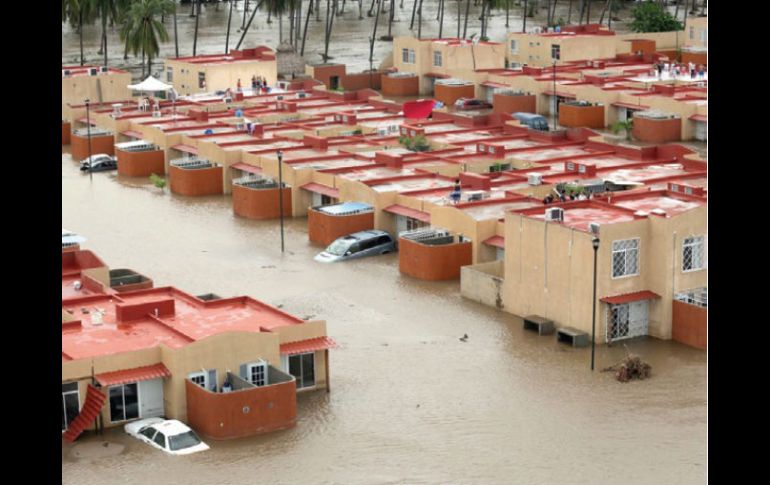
[450,179,462,205]
[237,78,242,92]
[251,75,257,91]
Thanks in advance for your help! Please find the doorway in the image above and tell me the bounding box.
[606,301,649,342]
[329,76,340,90]
[62,382,80,431]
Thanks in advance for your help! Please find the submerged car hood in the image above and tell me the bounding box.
[314,251,340,263]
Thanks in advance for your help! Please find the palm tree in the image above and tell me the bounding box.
[91,0,122,66]
[63,0,95,66]
[121,0,175,77]
[193,0,201,56]
[612,119,633,141]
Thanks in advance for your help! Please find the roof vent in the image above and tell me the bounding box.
[650,208,666,216]
[634,210,648,217]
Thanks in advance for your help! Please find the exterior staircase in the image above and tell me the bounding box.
[63,384,106,443]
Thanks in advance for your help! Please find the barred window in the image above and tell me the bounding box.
[682,236,704,272]
[433,51,442,67]
[409,49,416,64]
[510,40,518,54]
[402,48,409,63]
[551,44,561,61]
[612,238,639,278]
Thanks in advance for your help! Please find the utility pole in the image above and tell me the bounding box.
[277,150,285,253]
[85,99,93,182]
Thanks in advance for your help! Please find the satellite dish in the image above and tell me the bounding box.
[74,281,82,291]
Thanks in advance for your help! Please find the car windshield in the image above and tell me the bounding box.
[168,431,202,451]
[325,239,353,256]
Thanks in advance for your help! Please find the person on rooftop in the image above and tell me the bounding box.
[251,75,258,91]
[237,78,242,92]
[450,179,462,205]
[569,191,576,201]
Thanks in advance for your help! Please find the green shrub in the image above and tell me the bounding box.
[149,173,166,190]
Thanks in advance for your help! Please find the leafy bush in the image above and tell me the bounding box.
[149,173,166,190]
[630,1,683,32]
[611,119,634,141]
[398,134,431,152]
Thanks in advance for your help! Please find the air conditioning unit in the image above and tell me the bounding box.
[89,68,98,76]
[545,207,564,222]
[589,222,600,235]
[100,66,108,73]
[62,69,71,77]
[528,173,543,186]
[297,92,307,99]
[466,190,485,201]
[276,95,284,101]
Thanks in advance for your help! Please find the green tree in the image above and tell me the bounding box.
[90,0,123,67]
[612,119,633,141]
[63,0,95,66]
[121,0,175,78]
[629,1,683,32]
[150,173,167,190]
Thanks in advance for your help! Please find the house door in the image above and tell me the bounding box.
[617,107,629,122]
[62,382,80,431]
[694,121,707,141]
[138,379,164,418]
[395,215,408,235]
[607,301,649,342]
[330,76,339,90]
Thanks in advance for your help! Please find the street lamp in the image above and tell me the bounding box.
[85,99,93,182]
[277,150,285,253]
[591,237,600,371]
[552,60,557,131]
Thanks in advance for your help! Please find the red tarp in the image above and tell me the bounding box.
[403,99,435,120]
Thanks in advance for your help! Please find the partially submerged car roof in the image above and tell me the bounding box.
[347,230,389,240]
[154,419,193,435]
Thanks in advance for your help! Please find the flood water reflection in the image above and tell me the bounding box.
[61,148,706,484]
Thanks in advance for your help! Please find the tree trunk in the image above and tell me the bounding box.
[522,0,527,32]
[225,0,234,53]
[101,14,108,65]
[410,0,417,28]
[674,0,680,19]
[457,0,461,37]
[417,0,423,38]
[700,0,706,15]
[369,0,382,70]
[190,0,196,16]
[193,0,201,56]
[302,0,313,55]
[586,0,591,23]
[142,48,146,78]
[608,0,612,28]
[438,0,444,37]
[79,11,84,66]
[148,55,152,79]
[598,0,609,24]
[568,0,572,23]
[463,0,470,38]
[279,11,284,43]
[551,0,558,25]
[506,0,510,27]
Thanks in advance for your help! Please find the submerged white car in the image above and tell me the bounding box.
[124,418,209,455]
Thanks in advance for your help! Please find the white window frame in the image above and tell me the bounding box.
[402,48,409,63]
[689,27,694,39]
[246,361,268,387]
[611,238,640,279]
[682,235,705,273]
[409,49,416,64]
[433,50,442,67]
[510,39,518,54]
[108,382,140,423]
[62,382,80,432]
[188,371,207,389]
[287,352,316,390]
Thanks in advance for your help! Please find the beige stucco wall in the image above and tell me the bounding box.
[165,58,277,96]
[507,34,618,67]
[62,71,133,119]
[502,206,707,343]
[683,16,708,48]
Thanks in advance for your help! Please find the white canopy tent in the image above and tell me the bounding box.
[127,76,173,92]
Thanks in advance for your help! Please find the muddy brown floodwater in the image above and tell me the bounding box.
[60,147,706,484]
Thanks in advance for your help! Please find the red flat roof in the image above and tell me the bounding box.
[280,336,338,356]
[171,144,199,155]
[601,290,660,305]
[95,363,171,386]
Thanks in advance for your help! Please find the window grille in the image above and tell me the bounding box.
[612,238,639,278]
[682,236,704,272]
